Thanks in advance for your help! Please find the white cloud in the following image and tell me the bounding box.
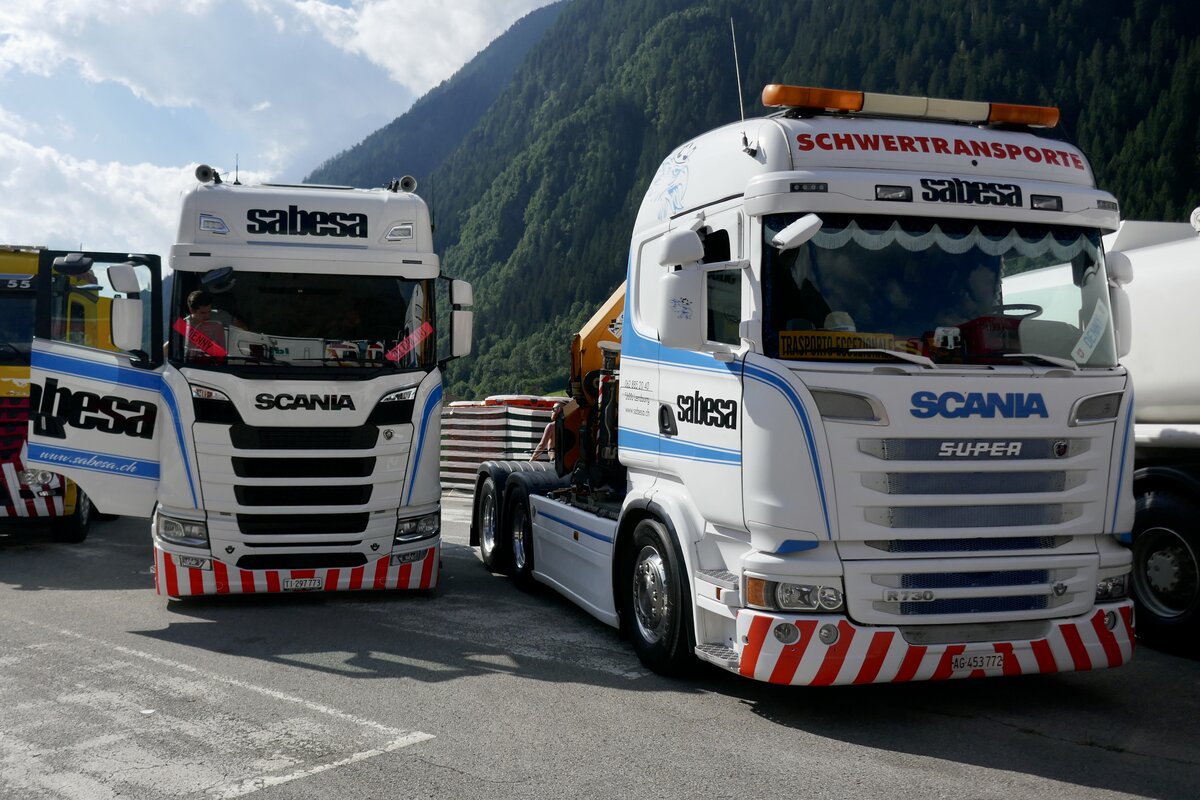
[0,134,269,257]
[0,0,557,259]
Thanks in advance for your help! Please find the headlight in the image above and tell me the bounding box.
[155,510,209,548]
[1095,572,1130,602]
[18,469,56,486]
[395,511,439,544]
[746,577,845,612]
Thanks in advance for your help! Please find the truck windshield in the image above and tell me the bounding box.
[169,271,436,371]
[0,293,35,364]
[761,213,1117,367]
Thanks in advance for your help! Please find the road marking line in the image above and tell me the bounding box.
[210,732,431,799]
[10,618,435,795]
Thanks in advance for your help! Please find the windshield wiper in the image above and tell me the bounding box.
[850,348,938,369]
[1003,352,1079,370]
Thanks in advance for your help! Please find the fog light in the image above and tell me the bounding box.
[395,511,440,544]
[818,623,840,645]
[1104,610,1118,631]
[774,622,800,645]
[1095,572,1130,602]
[18,469,55,486]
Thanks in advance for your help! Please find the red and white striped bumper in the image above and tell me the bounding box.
[735,602,1134,686]
[153,544,440,597]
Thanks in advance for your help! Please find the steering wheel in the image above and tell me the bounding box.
[993,303,1043,319]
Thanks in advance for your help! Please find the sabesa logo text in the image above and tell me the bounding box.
[910,391,1048,419]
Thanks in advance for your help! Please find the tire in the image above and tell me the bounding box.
[51,488,92,544]
[1131,491,1200,648]
[620,517,694,675]
[476,476,510,573]
[506,484,535,589]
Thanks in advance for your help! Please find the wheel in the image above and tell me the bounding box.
[51,487,92,544]
[994,303,1043,318]
[620,517,694,675]
[476,475,510,573]
[1132,491,1200,647]
[506,484,535,589]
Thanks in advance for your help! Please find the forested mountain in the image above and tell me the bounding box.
[309,0,1200,399]
[305,2,566,189]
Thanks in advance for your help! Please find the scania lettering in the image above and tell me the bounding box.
[0,244,99,542]
[910,390,1049,419]
[254,393,356,411]
[471,85,1134,685]
[25,167,473,598]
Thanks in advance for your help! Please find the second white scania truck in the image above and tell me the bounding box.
[25,168,473,598]
[473,85,1136,685]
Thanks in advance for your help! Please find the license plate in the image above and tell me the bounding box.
[282,578,323,591]
[951,652,1006,673]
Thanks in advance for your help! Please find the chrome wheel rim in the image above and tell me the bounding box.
[633,544,671,644]
[480,493,497,555]
[512,504,528,570]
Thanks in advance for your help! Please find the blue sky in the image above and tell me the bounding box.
[0,0,555,257]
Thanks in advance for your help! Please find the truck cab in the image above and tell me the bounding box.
[476,86,1136,684]
[24,168,472,596]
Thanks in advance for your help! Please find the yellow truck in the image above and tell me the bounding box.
[1,245,112,541]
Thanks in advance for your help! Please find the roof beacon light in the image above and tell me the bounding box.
[762,84,1060,128]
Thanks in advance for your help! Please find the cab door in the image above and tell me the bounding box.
[25,250,164,517]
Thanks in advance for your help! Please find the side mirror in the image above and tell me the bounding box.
[1109,283,1132,359]
[109,263,142,294]
[771,213,823,251]
[451,279,474,308]
[1106,251,1133,286]
[658,229,705,267]
[111,297,144,353]
[53,253,94,275]
[451,309,473,358]
[658,265,704,350]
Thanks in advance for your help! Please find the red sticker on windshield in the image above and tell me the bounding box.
[386,321,433,362]
[173,318,227,358]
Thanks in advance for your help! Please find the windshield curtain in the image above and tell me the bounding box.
[169,270,436,371]
[761,213,1117,367]
[0,293,35,364]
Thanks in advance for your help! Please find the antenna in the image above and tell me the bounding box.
[234,154,241,185]
[730,18,757,156]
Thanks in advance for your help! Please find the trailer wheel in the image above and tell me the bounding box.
[1132,491,1200,647]
[477,476,510,573]
[621,517,694,675]
[51,488,92,544]
[506,484,536,589]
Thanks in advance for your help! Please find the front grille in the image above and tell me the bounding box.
[901,569,1049,589]
[899,596,1050,615]
[230,425,378,450]
[866,536,1070,553]
[862,471,1074,495]
[236,553,368,570]
[237,512,370,535]
[865,504,1081,529]
[232,457,376,478]
[0,397,29,462]
[234,485,372,507]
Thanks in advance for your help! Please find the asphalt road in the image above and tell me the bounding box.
[2,495,1197,800]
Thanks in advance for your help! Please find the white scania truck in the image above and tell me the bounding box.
[25,167,473,597]
[472,85,1136,685]
[1107,210,1200,645]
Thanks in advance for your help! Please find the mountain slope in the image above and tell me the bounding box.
[304,2,565,189]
